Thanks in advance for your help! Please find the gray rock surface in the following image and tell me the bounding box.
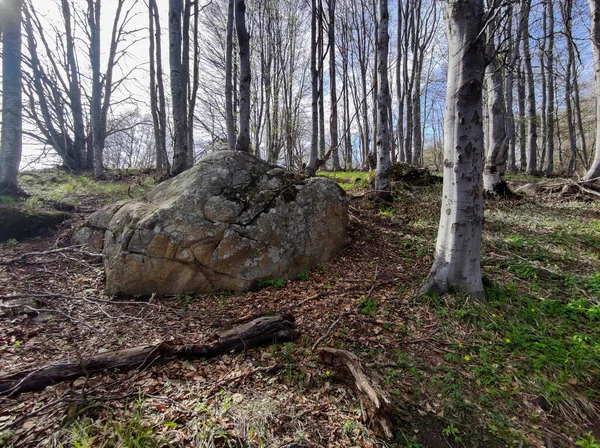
[73,151,348,296]
[515,183,542,197]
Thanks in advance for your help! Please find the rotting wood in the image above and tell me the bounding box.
[0,315,299,396]
[318,347,395,440]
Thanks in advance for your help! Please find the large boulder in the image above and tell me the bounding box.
[73,151,348,296]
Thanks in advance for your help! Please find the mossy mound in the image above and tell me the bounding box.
[0,205,71,241]
[389,163,442,186]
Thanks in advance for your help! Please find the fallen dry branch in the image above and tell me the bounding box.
[0,315,299,396]
[318,347,395,440]
[539,178,600,199]
[0,245,103,265]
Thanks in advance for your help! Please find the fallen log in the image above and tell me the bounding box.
[0,315,299,396]
[318,347,395,440]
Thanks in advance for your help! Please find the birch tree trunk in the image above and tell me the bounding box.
[235,0,251,153]
[375,0,391,197]
[421,0,486,298]
[0,0,24,196]
[585,0,600,181]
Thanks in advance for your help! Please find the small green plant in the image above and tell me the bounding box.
[296,269,310,281]
[257,278,287,289]
[576,432,600,448]
[0,195,16,205]
[357,296,378,317]
[378,206,395,218]
[442,424,461,441]
[316,263,327,273]
[175,291,193,307]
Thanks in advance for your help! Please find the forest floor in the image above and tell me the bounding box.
[0,168,600,447]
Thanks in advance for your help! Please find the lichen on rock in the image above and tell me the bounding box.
[73,151,349,297]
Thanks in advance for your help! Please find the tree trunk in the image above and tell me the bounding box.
[235,0,251,153]
[149,0,169,174]
[517,61,526,170]
[584,0,600,181]
[0,0,24,196]
[61,0,87,170]
[88,0,103,178]
[483,59,508,197]
[375,0,391,197]
[562,0,578,176]
[329,0,341,171]
[226,0,236,152]
[306,0,319,176]
[318,0,326,162]
[521,0,537,173]
[420,0,486,299]
[546,0,555,174]
[506,7,517,172]
[170,0,188,174]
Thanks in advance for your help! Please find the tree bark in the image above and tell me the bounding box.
[235,0,251,153]
[546,0,555,174]
[521,0,537,173]
[226,0,236,152]
[420,0,486,299]
[0,0,24,196]
[149,0,169,174]
[88,0,103,178]
[170,0,189,174]
[329,0,341,171]
[375,0,391,197]
[0,315,299,396]
[306,0,320,176]
[585,0,600,181]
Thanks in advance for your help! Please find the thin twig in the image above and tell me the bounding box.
[0,246,103,265]
[0,304,104,334]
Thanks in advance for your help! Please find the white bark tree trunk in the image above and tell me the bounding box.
[420,0,486,298]
[483,59,509,197]
[584,0,600,182]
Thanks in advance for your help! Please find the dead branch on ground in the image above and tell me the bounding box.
[0,315,299,396]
